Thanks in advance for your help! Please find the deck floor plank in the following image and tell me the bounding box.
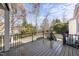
[59,45,66,56]
[1,39,79,56]
[52,43,62,56]
[64,45,69,56]
[50,41,61,56]
[55,45,63,56]
[72,47,77,56]
[31,40,45,56]
[76,48,79,56]
[67,46,72,56]
[29,40,48,56]
[34,40,50,56]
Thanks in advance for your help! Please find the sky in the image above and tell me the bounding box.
[23,3,76,26]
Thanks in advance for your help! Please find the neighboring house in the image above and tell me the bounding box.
[69,4,79,35]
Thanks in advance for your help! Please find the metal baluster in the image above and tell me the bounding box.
[70,34,71,45]
[12,35,13,48]
[16,35,17,47]
[14,35,16,47]
[43,31,44,38]
[20,35,22,44]
[14,35,15,47]
[14,35,17,47]
[2,35,4,52]
[17,34,19,47]
[20,35,21,45]
[15,35,18,47]
[73,34,76,47]
[19,34,20,45]
[72,34,73,46]
[32,32,33,42]
[13,35,14,47]
[18,34,19,46]
[67,34,69,45]
[16,35,18,47]
[78,35,79,48]
[19,34,21,46]
[66,34,68,44]
[18,34,20,46]
[75,34,76,48]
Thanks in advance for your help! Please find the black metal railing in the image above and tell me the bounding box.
[0,31,47,51]
[10,32,43,48]
[65,34,79,48]
[0,35,4,52]
[0,30,58,53]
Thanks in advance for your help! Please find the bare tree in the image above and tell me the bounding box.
[40,18,49,33]
[31,3,40,34]
[0,3,27,35]
[0,9,4,34]
[17,3,26,24]
[10,3,17,34]
[40,11,50,33]
[10,3,26,34]
[62,10,67,23]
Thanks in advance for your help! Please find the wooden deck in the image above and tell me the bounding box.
[1,39,79,56]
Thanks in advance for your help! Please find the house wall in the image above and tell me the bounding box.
[69,19,77,34]
[76,20,79,34]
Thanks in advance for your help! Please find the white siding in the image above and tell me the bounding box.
[69,19,77,34]
[77,20,79,34]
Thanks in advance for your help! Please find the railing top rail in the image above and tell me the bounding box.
[66,34,79,36]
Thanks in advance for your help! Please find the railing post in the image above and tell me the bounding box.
[19,34,21,46]
[65,34,68,44]
[43,31,44,38]
[2,35,4,51]
[13,35,15,47]
[71,34,73,46]
[32,32,33,42]
[75,34,76,47]
[11,35,13,47]
[62,33,66,45]
[70,34,72,45]
[50,40,52,49]
[78,35,79,48]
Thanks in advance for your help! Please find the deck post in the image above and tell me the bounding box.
[32,32,33,42]
[4,10,10,51]
[43,31,44,38]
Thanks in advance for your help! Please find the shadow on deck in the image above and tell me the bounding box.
[1,39,79,56]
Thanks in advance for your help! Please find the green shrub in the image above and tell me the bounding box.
[53,22,68,34]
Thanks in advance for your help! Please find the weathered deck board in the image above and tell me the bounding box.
[59,45,66,56]
[25,40,46,56]
[72,47,77,56]
[50,41,61,56]
[33,40,50,56]
[51,43,62,56]
[76,48,79,56]
[68,46,73,56]
[45,42,60,56]
[64,45,69,56]
[45,41,59,56]
[29,40,44,56]
[1,39,79,56]
[55,45,63,56]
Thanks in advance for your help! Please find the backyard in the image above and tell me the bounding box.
[0,3,79,56]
